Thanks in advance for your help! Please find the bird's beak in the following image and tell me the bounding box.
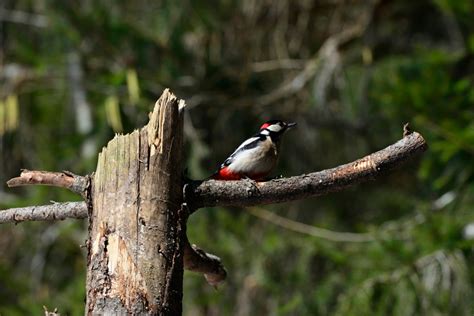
[286,122,297,129]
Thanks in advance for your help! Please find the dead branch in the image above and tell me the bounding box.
[7,170,89,197]
[0,202,87,223]
[0,200,226,286]
[185,131,427,209]
[255,15,370,107]
[0,9,49,28]
[247,207,374,242]
[4,132,427,216]
[251,59,305,73]
[0,203,227,286]
[2,129,427,287]
[183,237,227,286]
[43,306,60,316]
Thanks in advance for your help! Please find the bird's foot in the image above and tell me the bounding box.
[242,176,260,194]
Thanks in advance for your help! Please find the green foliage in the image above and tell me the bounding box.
[1,0,473,314]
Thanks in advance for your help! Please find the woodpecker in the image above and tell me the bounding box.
[212,120,297,181]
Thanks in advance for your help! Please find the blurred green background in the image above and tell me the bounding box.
[1,0,473,315]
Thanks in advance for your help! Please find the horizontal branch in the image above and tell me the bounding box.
[0,201,87,224]
[185,131,427,210]
[247,207,374,242]
[7,170,89,197]
[2,128,427,287]
[0,201,226,285]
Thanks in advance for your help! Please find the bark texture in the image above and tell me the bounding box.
[186,131,427,209]
[85,89,185,315]
[183,236,227,286]
[7,170,89,196]
[0,201,87,223]
[0,200,228,286]
[1,101,428,305]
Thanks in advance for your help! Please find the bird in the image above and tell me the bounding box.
[212,120,297,181]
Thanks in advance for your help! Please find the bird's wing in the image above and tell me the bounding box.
[220,135,264,168]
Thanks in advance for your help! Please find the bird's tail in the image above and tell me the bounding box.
[207,173,219,180]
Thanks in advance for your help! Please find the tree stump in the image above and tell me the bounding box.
[85,90,185,315]
[1,89,428,315]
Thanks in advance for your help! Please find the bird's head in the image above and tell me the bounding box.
[259,120,297,138]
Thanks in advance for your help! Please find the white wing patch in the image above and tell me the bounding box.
[226,137,278,175]
[221,136,261,167]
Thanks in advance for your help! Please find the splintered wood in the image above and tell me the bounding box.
[86,89,185,315]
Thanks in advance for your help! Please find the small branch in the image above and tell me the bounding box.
[0,201,227,286]
[0,9,49,28]
[7,170,89,197]
[247,207,374,242]
[183,237,227,286]
[43,306,61,316]
[0,202,87,224]
[251,59,305,73]
[403,122,413,137]
[186,131,427,209]
[255,16,370,107]
[3,128,427,287]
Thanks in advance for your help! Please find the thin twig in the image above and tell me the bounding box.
[0,9,49,28]
[247,207,374,242]
[43,306,61,316]
[251,59,305,73]
[255,18,369,107]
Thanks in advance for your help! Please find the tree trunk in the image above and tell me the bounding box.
[85,90,185,315]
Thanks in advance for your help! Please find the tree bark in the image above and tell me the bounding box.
[85,89,185,315]
[1,120,427,294]
[0,201,87,223]
[0,87,429,313]
[185,131,427,209]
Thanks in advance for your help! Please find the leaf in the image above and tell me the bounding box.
[0,100,5,136]
[126,68,140,105]
[5,95,19,132]
[104,95,123,132]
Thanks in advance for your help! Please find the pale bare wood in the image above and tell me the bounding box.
[183,235,227,287]
[7,170,89,196]
[0,201,228,287]
[2,125,427,292]
[85,89,185,315]
[0,202,87,223]
[5,128,426,212]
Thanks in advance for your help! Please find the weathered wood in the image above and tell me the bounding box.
[7,170,89,196]
[183,236,227,286]
[0,201,87,223]
[0,200,228,286]
[85,89,185,315]
[186,131,427,209]
[1,115,428,305]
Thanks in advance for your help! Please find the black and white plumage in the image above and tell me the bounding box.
[212,120,296,180]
